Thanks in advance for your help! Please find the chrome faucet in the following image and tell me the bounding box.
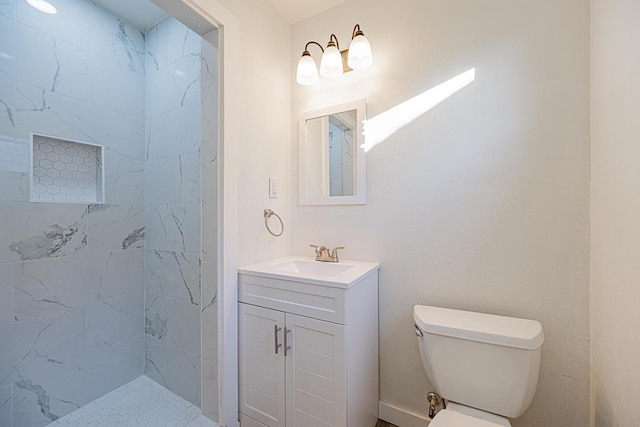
[310,245,345,262]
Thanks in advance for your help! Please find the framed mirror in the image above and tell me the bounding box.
[299,99,367,205]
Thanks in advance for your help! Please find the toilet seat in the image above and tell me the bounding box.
[429,409,509,427]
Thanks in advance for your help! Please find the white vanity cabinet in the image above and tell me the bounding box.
[238,257,379,427]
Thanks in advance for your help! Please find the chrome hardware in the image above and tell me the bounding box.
[330,246,345,262]
[414,324,423,337]
[284,327,291,357]
[274,325,282,354]
[427,392,441,419]
[264,209,284,237]
[309,244,345,262]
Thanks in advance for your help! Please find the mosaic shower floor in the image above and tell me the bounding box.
[47,376,216,427]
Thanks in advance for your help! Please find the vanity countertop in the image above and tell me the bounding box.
[238,256,380,289]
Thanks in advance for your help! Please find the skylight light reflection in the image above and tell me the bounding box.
[362,68,476,152]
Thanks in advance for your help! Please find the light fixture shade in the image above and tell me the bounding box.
[320,45,344,78]
[348,34,373,70]
[296,53,319,86]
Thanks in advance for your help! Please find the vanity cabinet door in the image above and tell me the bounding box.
[285,313,347,427]
[239,303,286,427]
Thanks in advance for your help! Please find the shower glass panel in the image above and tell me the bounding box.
[0,0,219,425]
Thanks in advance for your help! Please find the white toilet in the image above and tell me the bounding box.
[413,305,544,427]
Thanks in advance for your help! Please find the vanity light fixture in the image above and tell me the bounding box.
[25,0,58,14]
[296,24,373,86]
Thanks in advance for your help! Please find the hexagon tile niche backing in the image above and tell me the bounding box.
[31,134,104,203]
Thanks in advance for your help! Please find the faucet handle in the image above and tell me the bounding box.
[310,244,326,256]
[330,246,345,261]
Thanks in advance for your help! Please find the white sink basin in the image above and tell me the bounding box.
[271,259,353,276]
[238,256,379,288]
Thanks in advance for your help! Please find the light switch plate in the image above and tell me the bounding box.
[269,177,279,199]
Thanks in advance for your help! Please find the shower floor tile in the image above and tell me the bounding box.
[47,376,216,427]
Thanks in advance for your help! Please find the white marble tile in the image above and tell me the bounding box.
[12,357,88,426]
[0,135,31,203]
[0,382,10,426]
[10,84,144,162]
[146,17,201,72]
[0,171,29,202]
[0,79,19,139]
[87,204,144,252]
[48,376,214,427]
[146,153,201,204]
[16,0,145,75]
[0,135,29,173]
[145,104,200,160]
[12,239,143,323]
[85,52,144,118]
[0,202,88,263]
[201,260,217,422]
[79,334,144,405]
[145,292,200,357]
[145,54,201,118]
[201,145,217,203]
[86,292,143,353]
[201,202,217,264]
[201,38,218,82]
[145,249,200,305]
[11,334,144,427]
[14,254,96,321]
[144,336,201,407]
[103,151,145,204]
[200,261,217,326]
[146,203,201,254]
[201,324,218,422]
[0,0,15,20]
[0,23,88,101]
[91,249,144,301]
[0,262,16,324]
[0,18,58,93]
[0,308,86,388]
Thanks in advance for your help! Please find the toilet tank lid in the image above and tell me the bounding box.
[413,305,544,350]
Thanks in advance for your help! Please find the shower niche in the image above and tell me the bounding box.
[30,134,104,203]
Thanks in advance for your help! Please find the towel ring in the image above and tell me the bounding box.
[264,209,284,237]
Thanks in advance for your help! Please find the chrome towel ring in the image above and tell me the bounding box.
[264,209,284,237]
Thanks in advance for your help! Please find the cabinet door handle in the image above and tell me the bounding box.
[284,327,291,357]
[274,325,282,354]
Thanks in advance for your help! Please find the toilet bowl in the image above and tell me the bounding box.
[413,305,544,426]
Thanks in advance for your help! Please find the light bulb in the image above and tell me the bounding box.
[348,33,373,70]
[320,44,343,78]
[296,51,319,86]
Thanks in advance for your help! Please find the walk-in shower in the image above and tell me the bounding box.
[0,0,219,425]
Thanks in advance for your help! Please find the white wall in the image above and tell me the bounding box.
[590,0,640,425]
[215,0,292,267]
[291,1,591,426]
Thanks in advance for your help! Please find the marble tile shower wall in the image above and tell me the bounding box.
[200,32,219,422]
[143,17,205,409]
[0,1,146,426]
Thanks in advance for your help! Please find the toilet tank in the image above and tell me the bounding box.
[413,305,544,419]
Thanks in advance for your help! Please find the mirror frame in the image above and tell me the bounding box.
[299,99,367,205]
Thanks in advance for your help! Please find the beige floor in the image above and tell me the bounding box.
[376,420,399,427]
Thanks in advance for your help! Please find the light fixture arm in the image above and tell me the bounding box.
[352,24,364,39]
[304,41,325,54]
[327,34,340,50]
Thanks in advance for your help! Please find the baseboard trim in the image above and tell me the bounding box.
[379,401,430,427]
